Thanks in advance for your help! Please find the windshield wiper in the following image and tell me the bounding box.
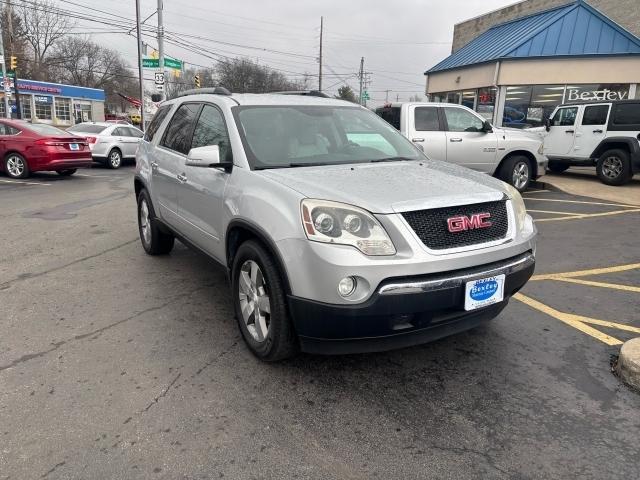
[369,156,415,163]
[287,162,330,168]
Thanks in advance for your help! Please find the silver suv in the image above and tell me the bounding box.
[134,89,537,361]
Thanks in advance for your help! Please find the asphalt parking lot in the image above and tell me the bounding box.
[1,167,639,479]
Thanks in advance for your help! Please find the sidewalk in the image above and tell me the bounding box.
[537,167,640,206]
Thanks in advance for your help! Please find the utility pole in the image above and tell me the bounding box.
[4,0,13,118]
[318,16,323,92]
[384,90,391,102]
[135,0,146,130]
[157,0,166,101]
[0,17,10,118]
[358,57,364,106]
[396,94,400,102]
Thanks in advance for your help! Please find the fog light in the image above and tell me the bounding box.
[338,276,356,297]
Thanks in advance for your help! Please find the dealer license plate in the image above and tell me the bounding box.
[69,143,80,150]
[464,274,505,311]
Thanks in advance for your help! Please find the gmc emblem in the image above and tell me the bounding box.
[447,213,492,233]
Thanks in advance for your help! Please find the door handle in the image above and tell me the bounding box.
[177,173,187,183]
[411,138,425,143]
[150,161,158,170]
[449,138,463,142]
[565,130,575,134]
[593,129,603,133]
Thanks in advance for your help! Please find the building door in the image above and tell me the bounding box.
[407,105,446,161]
[544,106,579,157]
[575,104,611,158]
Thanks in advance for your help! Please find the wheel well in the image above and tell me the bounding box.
[497,151,537,179]
[593,142,630,159]
[226,224,292,295]
[134,178,144,198]
[109,147,122,155]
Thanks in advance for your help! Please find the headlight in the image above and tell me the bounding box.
[505,184,527,231]
[301,199,396,256]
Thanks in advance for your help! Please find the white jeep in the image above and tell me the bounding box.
[542,100,640,185]
[375,102,547,192]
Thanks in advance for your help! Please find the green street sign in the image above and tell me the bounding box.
[361,91,370,100]
[142,58,182,70]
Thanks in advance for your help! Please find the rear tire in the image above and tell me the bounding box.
[107,149,122,169]
[232,240,298,361]
[137,189,174,255]
[547,161,569,174]
[57,169,77,176]
[4,153,29,179]
[499,155,531,192]
[596,149,632,186]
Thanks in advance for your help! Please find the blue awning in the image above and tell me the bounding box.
[427,0,640,74]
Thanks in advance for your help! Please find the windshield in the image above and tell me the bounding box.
[24,124,70,136]
[67,124,108,134]
[234,105,423,169]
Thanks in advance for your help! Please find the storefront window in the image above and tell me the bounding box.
[461,91,475,109]
[55,97,71,122]
[503,85,564,128]
[34,95,53,120]
[74,102,92,123]
[20,95,31,120]
[477,87,496,120]
[446,91,461,104]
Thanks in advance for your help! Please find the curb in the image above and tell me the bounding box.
[616,338,640,391]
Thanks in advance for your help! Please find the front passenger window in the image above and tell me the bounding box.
[552,107,578,127]
[443,107,484,132]
[190,105,233,162]
[161,103,201,155]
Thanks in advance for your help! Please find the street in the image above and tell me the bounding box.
[1,166,638,479]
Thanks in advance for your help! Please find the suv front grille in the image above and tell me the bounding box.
[402,200,509,250]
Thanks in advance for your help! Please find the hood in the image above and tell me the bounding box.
[258,160,509,214]
[494,126,542,141]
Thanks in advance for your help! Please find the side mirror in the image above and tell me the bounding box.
[185,145,232,170]
[482,120,493,133]
[544,118,551,132]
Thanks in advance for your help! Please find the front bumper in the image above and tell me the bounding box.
[535,153,548,178]
[289,251,535,354]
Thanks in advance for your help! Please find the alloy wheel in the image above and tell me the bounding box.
[601,156,623,179]
[6,155,25,178]
[238,260,271,342]
[512,161,529,190]
[109,150,122,168]
[139,199,152,247]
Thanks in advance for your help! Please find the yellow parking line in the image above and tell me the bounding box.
[524,189,551,194]
[0,179,51,186]
[532,263,640,280]
[578,317,640,335]
[527,209,582,216]
[514,293,623,345]
[552,277,640,293]
[521,198,640,208]
[535,208,640,222]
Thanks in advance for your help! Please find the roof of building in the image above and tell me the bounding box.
[427,0,640,74]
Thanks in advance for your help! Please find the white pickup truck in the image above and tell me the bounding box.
[375,102,547,191]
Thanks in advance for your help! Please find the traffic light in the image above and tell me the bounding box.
[9,56,17,70]
[194,74,200,88]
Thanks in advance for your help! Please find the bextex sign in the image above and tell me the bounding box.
[566,88,628,102]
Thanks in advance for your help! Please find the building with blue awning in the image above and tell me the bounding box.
[425,0,640,128]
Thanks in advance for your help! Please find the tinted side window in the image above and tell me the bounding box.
[375,107,401,130]
[160,103,201,155]
[552,107,578,127]
[581,105,609,126]
[612,104,640,125]
[414,107,439,131]
[144,105,171,142]
[191,105,233,162]
[112,127,126,136]
[0,124,19,135]
[127,127,144,138]
[443,107,484,132]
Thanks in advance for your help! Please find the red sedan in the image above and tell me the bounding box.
[0,119,93,179]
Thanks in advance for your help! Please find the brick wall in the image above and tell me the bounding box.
[452,0,640,52]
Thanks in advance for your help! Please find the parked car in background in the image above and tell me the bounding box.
[375,102,547,191]
[67,122,144,169]
[135,89,537,361]
[542,100,640,185]
[0,119,92,179]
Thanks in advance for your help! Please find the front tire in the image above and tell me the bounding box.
[57,169,77,176]
[232,240,298,361]
[4,153,29,179]
[499,155,531,192]
[137,189,175,255]
[596,149,632,186]
[107,149,122,169]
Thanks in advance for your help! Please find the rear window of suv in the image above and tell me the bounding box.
[612,103,640,125]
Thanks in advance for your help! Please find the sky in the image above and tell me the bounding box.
[55,0,519,105]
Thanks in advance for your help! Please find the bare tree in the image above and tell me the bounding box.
[16,0,73,80]
[165,67,216,99]
[216,58,308,93]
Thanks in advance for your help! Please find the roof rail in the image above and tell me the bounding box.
[272,90,331,98]
[177,87,232,97]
